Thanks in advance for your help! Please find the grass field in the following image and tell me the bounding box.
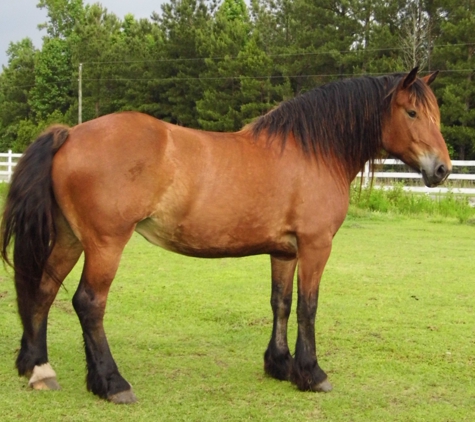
[0,213,474,421]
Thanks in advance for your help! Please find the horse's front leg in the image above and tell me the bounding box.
[264,255,297,381]
[292,240,333,392]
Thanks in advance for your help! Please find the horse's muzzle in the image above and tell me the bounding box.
[421,162,451,187]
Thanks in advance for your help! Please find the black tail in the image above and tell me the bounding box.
[1,125,70,293]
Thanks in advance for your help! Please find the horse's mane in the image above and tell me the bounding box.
[246,74,438,172]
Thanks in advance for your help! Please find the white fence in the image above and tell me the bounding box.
[358,159,475,195]
[0,150,22,182]
[1,152,475,196]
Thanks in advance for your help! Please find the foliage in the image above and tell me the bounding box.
[0,0,475,155]
[428,0,475,159]
[0,39,37,150]
[29,38,73,120]
[151,0,212,126]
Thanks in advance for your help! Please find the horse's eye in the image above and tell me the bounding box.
[407,110,417,118]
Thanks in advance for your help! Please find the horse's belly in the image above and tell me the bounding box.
[135,217,297,258]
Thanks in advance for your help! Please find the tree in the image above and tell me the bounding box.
[111,15,162,113]
[398,0,434,70]
[432,0,475,159]
[37,0,85,39]
[0,39,37,150]
[29,37,73,120]
[350,0,405,74]
[28,0,86,123]
[70,3,123,121]
[196,0,251,131]
[150,0,213,126]
[238,35,292,125]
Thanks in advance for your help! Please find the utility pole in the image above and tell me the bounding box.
[78,63,83,124]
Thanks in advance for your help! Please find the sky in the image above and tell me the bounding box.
[0,0,165,69]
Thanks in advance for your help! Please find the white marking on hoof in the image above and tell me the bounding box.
[28,363,58,389]
[108,389,137,404]
[30,378,61,390]
[315,378,333,393]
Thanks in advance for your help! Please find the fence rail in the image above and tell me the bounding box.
[1,152,475,195]
[358,159,475,195]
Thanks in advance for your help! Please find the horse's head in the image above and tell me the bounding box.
[382,67,451,187]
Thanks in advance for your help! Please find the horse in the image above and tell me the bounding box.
[1,67,451,404]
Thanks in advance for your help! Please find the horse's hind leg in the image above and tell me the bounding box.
[72,230,136,404]
[17,215,83,390]
[264,256,297,381]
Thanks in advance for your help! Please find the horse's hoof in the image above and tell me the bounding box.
[28,363,60,390]
[313,378,333,393]
[30,377,61,390]
[108,389,137,404]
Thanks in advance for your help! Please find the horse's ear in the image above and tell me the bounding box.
[422,70,439,85]
[402,66,419,89]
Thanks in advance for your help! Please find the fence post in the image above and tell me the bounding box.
[363,161,370,188]
[7,149,13,182]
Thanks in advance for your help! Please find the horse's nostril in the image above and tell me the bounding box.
[435,164,447,179]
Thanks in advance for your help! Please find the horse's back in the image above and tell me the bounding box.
[51,112,176,236]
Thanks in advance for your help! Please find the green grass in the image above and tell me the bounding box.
[351,183,475,223]
[0,214,474,421]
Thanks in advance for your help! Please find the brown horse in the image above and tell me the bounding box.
[1,68,451,404]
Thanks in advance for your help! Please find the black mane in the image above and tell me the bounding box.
[248,74,433,171]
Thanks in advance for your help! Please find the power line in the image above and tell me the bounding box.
[80,42,475,65]
[79,69,475,82]
[3,68,474,90]
[3,40,475,91]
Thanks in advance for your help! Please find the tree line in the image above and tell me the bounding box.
[1,0,475,159]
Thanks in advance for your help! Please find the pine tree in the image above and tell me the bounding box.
[432,0,475,159]
[150,0,212,127]
[196,0,251,131]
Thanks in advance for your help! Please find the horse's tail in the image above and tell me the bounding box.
[1,125,70,293]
